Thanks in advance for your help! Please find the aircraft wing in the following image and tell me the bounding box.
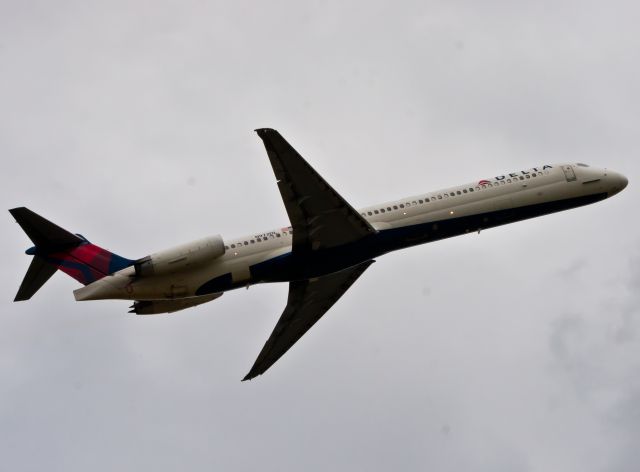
[243,259,374,381]
[255,128,376,252]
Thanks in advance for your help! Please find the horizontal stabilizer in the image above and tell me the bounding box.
[14,256,58,301]
[9,207,82,250]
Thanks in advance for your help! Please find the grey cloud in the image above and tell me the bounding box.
[1,1,639,471]
[549,313,585,366]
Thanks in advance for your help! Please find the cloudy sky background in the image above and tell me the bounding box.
[1,1,638,470]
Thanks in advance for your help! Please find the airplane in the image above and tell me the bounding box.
[10,128,628,380]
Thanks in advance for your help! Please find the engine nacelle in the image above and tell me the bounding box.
[130,292,223,315]
[135,235,225,277]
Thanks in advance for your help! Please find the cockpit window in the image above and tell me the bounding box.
[576,163,589,167]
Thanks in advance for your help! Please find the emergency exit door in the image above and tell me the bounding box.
[562,165,577,182]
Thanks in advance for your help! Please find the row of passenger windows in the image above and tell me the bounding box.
[224,227,293,250]
[360,172,544,217]
[225,170,546,249]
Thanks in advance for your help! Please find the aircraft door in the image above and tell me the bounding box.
[562,165,577,182]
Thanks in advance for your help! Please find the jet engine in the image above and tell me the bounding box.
[134,235,225,277]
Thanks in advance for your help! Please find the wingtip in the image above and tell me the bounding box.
[242,369,261,382]
[254,128,277,136]
[8,207,26,218]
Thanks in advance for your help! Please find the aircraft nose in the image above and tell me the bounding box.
[607,171,628,197]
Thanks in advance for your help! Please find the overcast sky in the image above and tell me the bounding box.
[1,1,639,471]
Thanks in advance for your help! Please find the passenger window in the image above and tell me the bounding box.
[387,207,392,211]
[418,200,423,204]
[368,211,373,216]
[393,205,398,210]
[380,209,385,213]
[399,204,405,208]
[276,234,281,238]
[425,198,430,203]
[250,240,255,244]
[469,188,474,192]
[412,200,417,205]
[438,195,442,199]
[525,174,530,179]
[374,210,379,214]
[244,241,248,246]
[231,244,236,248]
[457,191,461,195]
[519,176,524,180]
[463,189,467,193]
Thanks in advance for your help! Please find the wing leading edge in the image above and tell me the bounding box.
[243,260,375,381]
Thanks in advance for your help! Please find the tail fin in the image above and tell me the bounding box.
[14,256,58,301]
[10,207,134,300]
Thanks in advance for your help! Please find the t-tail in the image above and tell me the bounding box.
[10,207,134,301]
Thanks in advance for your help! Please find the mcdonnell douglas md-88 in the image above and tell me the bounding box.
[10,129,628,380]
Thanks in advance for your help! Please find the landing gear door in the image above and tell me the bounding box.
[232,265,251,286]
[562,165,577,182]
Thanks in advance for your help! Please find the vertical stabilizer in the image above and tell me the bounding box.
[14,256,58,301]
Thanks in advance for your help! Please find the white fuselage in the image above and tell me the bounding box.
[74,163,627,302]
